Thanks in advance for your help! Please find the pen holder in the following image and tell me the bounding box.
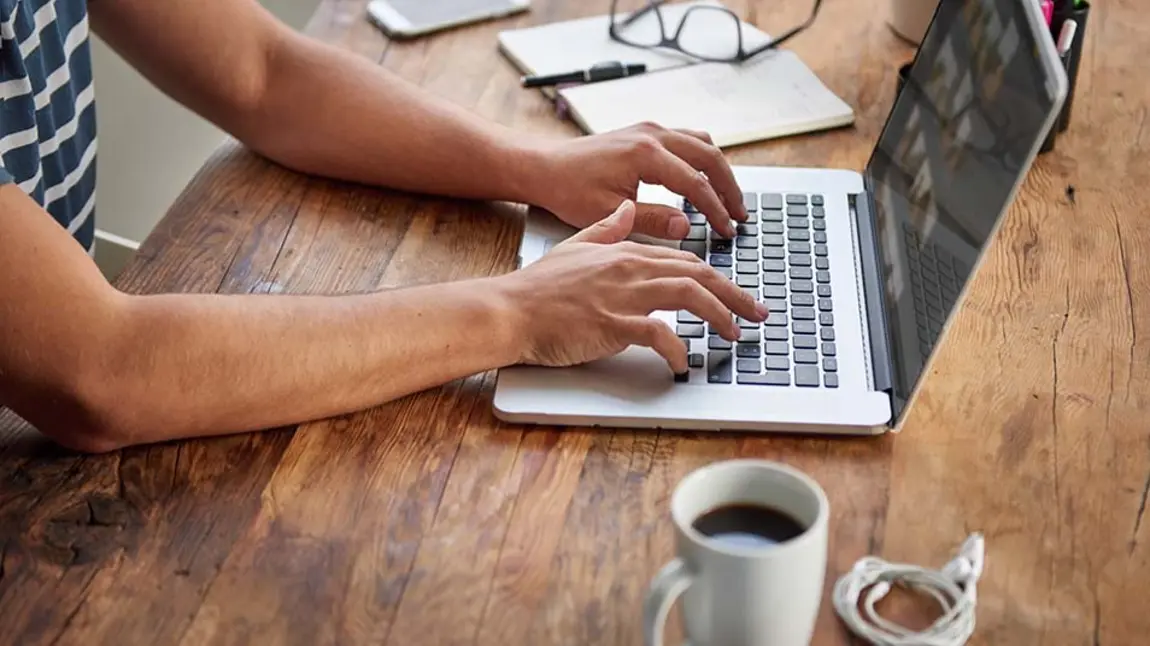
[1041,1,1090,153]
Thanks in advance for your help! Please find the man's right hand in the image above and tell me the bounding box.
[496,200,769,374]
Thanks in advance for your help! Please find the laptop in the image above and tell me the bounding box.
[493,0,1068,435]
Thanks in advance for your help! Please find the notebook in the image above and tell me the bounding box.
[497,1,855,148]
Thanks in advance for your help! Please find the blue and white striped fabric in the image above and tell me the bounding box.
[0,0,96,253]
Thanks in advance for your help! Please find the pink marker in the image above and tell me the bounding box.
[1041,0,1054,25]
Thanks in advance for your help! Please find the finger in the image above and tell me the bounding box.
[633,203,691,240]
[566,199,636,245]
[639,148,736,238]
[627,317,689,375]
[659,130,747,225]
[641,277,741,342]
[673,128,715,145]
[648,259,769,324]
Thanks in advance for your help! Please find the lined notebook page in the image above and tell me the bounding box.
[557,50,855,148]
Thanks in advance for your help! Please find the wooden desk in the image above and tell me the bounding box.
[2,0,1148,643]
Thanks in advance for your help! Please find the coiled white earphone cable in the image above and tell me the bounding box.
[832,533,985,646]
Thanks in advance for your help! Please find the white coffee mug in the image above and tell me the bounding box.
[643,459,829,646]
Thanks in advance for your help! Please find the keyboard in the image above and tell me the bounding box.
[675,192,838,388]
[902,223,969,361]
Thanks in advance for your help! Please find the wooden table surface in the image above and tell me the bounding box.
[3,0,1149,643]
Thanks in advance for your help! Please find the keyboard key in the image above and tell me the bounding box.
[816,270,831,283]
[818,298,834,311]
[736,344,761,358]
[716,267,732,279]
[765,356,790,371]
[683,338,690,353]
[789,242,811,254]
[790,267,813,280]
[687,353,704,369]
[683,200,699,213]
[791,293,815,307]
[762,259,786,273]
[682,241,707,259]
[816,257,830,270]
[712,239,733,253]
[737,274,758,288]
[711,228,730,241]
[709,337,732,350]
[762,221,784,234]
[813,219,826,231]
[763,234,785,247]
[820,328,835,341]
[787,217,809,229]
[761,210,783,222]
[675,370,690,383]
[825,373,839,388]
[708,351,733,383]
[786,205,809,217]
[822,342,837,356]
[814,231,828,243]
[764,327,789,341]
[820,312,835,326]
[763,272,786,285]
[795,349,819,364]
[791,280,814,293]
[743,287,759,300]
[761,193,784,209]
[739,329,761,343]
[786,194,808,205]
[736,249,758,262]
[736,261,758,274]
[823,357,838,372]
[678,311,703,324]
[794,335,817,349]
[762,247,785,260]
[811,195,825,206]
[742,192,757,212]
[736,236,757,249]
[764,299,787,313]
[787,230,810,241]
[763,285,787,299]
[814,243,829,257]
[711,254,733,267]
[686,226,706,240]
[795,365,820,387]
[738,316,760,329]
[737,359,761,373]
[745,211,759,224]
[687,212,706,224]
[793,321,816,335]
[765,341,790,355]
[678,324,704,337]
[793,307,816,321]
[790,254,812,267]
[737,223,758,236]
[765,313,788,327]
[812,206,826,218]
[738,372,790,386]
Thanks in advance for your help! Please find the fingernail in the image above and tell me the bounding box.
[755,302,770,320]
[668,216,690,239]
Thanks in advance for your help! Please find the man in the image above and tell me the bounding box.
[0,0,767,453]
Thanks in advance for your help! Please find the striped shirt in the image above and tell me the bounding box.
[0,0,96,253]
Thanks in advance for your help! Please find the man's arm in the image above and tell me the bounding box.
[89,0,749,239]
[0,185,521,452]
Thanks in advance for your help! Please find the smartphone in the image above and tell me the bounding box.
[366,0,530,39]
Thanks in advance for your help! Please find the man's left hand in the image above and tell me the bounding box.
[522,122,748,240]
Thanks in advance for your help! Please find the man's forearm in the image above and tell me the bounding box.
[237,33,546,204]
[20,278,522,451]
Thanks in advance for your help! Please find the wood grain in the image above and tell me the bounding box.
[2,0,1148,644]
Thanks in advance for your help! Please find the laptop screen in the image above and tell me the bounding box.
[864,0,1062,408]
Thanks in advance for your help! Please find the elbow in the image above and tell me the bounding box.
[29,379,141,454]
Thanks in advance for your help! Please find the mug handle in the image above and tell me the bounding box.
[643,558,694,646]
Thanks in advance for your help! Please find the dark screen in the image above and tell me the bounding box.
[865,0,1061,407]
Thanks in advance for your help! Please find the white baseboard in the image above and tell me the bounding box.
[93,229,141,281]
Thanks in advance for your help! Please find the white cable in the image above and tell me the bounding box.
[832,533,984,646]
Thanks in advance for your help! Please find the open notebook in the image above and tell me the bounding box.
[497,1,855,148]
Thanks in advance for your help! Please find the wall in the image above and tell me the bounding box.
[91,0,322,278]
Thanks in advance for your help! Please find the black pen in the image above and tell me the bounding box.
[522,61,647,88]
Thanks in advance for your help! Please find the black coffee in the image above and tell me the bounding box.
[692,504,805,549]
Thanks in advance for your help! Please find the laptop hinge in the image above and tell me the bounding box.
[850,188,895,403]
